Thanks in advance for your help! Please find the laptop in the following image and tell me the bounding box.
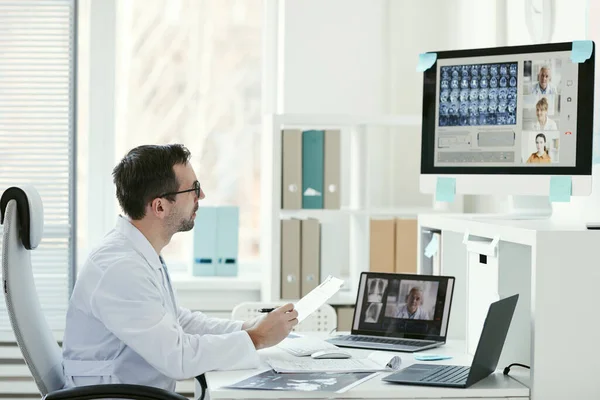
[382,294,519,388]
[326,272,456,352]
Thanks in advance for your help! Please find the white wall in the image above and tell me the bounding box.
[278,0,387,115]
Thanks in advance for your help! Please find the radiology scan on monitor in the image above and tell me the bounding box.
[438,62,518,127]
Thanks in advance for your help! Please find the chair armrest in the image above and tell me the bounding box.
[43,384,189,400]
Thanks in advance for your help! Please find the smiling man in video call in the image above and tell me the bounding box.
[395,287,430,320]
[532,65,557,95]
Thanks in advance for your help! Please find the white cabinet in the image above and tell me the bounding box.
[418,213,600,400]
[464,233,500,355]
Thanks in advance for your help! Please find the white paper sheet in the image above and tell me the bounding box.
[294,275,344,322]
[266,352,402,374]
[266,357,386,374]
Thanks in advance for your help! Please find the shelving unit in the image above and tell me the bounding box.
[259,113,464,306]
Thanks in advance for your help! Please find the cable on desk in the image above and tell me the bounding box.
[503,363,530,375]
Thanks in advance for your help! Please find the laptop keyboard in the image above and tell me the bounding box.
[338,335,435,347]
[420,365,470,384]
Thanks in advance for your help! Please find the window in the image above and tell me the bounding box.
[112,0,263,275]
[0,0,77,330]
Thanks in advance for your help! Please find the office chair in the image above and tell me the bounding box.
[0,186,190,400]
[232,302,338,333]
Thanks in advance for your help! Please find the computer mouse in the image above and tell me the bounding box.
[310,349,352,359]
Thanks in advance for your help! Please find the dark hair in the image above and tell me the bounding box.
[112,144,191,219]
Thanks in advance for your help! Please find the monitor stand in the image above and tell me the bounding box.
[501,195,553,220]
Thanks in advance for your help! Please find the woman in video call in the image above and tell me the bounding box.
[532,97,557,131]
[526,133,551,164]
[395,287,430,320]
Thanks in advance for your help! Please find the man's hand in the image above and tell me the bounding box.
[246,303,298,350]
[242,314,264,330]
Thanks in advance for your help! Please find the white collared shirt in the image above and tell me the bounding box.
[531,82,557,95]
[61,216,259,391]
[533,117,558,131]
[394,305,430,320]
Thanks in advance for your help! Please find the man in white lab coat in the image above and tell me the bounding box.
[61,144,298,392]
[394,287,430,320]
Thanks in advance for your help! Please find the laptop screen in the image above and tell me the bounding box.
[351,272,455,341]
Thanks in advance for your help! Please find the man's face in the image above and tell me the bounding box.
[538,68,550,89]
[166,163,204,233]
[406,290,422,314]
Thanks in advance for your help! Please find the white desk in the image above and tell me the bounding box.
[200,339,529,399]
[418,214,600,400]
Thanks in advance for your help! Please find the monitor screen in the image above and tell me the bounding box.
[421,42,595,176]
[351,272,455,341]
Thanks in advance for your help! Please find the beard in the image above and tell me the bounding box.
[178,217,195,232]
[169,205,198,233]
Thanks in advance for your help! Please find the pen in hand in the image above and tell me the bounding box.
[259,308,275,313]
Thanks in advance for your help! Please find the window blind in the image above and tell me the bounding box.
[0,0,76,331]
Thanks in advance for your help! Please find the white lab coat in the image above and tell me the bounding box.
[61,216,259,391]
[394,305,430,320]
[533,117,558,131]
[531,82,557,95]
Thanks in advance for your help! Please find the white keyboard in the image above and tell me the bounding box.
[277,335,341,357]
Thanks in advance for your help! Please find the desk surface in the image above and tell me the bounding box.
[204,339,530,399]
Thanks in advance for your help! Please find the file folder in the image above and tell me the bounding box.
[324,129,341,209]
[301,218,320,297]
[369,219,395,273]
[216,206,239,276]
[282,129,303,209]
[281,219,301,299]
[192,206,217,276]
[394,218,418,274]
[302,130,324,209]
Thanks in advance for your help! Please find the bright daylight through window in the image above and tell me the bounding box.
[113,0,263,274]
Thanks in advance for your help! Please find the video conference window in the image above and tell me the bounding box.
[521,60,564,165]
[438,62,518,127]
[384,280,438,321]
[355,275,453,339]
[434,51,578,168]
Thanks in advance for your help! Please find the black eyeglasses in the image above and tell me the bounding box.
[158,180,201,199]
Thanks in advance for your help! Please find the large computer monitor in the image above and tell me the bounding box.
[420,41,595,216]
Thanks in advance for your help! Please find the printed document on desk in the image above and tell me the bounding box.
[266,352,402,374]
[294,275,344,322]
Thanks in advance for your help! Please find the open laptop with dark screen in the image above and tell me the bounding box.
[382,294,519,388]
[326,272,455,352]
